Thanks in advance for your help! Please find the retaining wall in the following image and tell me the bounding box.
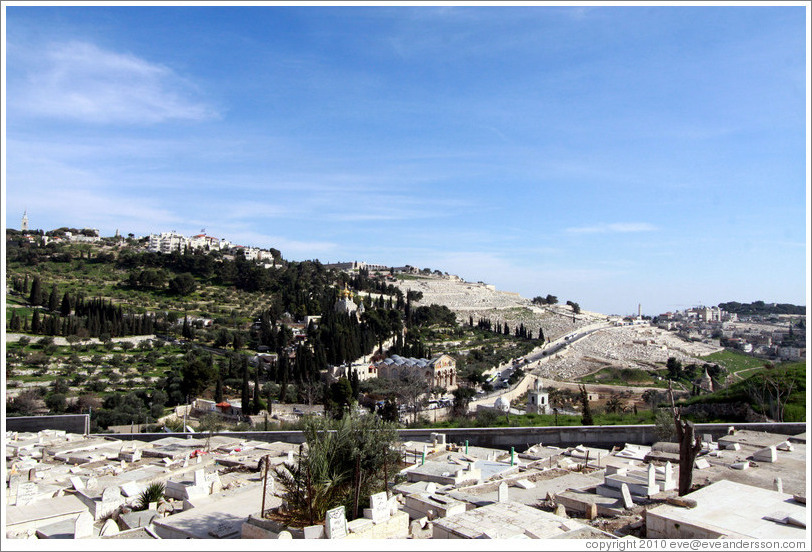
[92,422,806,450]
[6,414,89,435]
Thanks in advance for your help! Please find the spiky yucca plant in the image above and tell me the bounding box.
[136,482,165,511]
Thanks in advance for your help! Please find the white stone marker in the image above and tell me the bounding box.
[100,518,119,537]
[731,461,749,470]
[85,476,99,490]
[194,469,206,487]
[325,506,348,539]
[774,478,783,494]
[369,492,390,523]
[73,512,93,539]
[70,476,85,491]
[620,483,634,509]
[425,482,436,495]
[102,486,121,503]
[694,458,710,470]
[16,482,38,505]
[287,450,294,463]
[753,446,777,463]
[647,464,657,491]
[278,531,293,539]
[120,481,141,498]
[497,482,509,503]
[777,441,794,452]
[663,462,674,490]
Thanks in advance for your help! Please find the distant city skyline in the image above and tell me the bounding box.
[3,4,809,316]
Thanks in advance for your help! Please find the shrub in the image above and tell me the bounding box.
[136,482,165,511]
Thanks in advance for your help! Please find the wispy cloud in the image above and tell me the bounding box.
[565,222,658,234]
[9,40,218,124]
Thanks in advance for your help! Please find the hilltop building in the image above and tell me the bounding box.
[21,210,28,232]
[334,284,360,317]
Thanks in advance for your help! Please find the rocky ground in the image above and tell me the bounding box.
[394,275,605,341]
[393,275,724,383]
[535,325,723,381]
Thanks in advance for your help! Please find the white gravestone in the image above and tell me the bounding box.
[120,481,141,498]
[369,492,390,523]
[647,464,657,491]
[620,483,634,509]
[325,506,348,539]
[102,486,121,503]
[194,469,206,487]
[100,518,119,537]
[694,458,711,470]
[73,512,93,539]
[16,482,38,505]
[497,482,509,503]
[85,476,99,490]
[70,476,86,491]
[753,446,777,463]
[774,478,783,494]
[663,461,674,490]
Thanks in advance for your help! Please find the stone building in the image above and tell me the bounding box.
[525,378,550,415]
[371,354,457,391]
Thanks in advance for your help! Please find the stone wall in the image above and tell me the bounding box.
[97,422,805,449]
[6,415,89,435]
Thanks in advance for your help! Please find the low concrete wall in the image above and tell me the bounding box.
[6,414,89,435]
[96,422,805,450]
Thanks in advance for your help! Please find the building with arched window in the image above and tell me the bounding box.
[370,354,457,391]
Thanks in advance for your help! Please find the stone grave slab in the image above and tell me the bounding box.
[369,492,390,523]
[73,512,94,539]
[325,505,348,539]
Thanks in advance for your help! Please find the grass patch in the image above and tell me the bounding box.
[681,361,805,422]
[578,366,668,387]
[699,349,769,374]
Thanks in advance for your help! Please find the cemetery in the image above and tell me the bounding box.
[4,425,807,540]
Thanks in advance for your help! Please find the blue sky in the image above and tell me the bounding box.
[3,4,808,315]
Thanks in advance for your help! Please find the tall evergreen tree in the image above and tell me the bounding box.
[214,372,224,403]
[241,356,250,417]
[48,285,59,312]
[29,276,42,306]
[31,310,41,334]
[60,292,72,317]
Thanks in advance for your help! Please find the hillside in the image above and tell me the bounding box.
[4,233,548,428]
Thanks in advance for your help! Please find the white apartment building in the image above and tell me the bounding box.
[148,232,187,254]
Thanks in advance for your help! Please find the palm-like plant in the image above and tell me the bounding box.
[136,482,165,511]
[273,414,401,525]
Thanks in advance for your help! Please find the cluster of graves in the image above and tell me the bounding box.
[4,427,807,540]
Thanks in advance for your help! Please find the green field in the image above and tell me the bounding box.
[578,366,668,388]
[699,349,771,374]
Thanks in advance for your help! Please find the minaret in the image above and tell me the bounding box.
[638,303,642,318]
[21,210,29,232]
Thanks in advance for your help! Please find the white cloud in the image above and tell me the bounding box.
[565,222,658,234]
[10,40,217,124]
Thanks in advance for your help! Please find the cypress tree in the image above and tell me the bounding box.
[60,292,72,317]
[252,369,261,414]
[241,356,250,416]
[31,310,41,334]
[48,285,59,313]
[214,372,224,403]
[29,276,42,306]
